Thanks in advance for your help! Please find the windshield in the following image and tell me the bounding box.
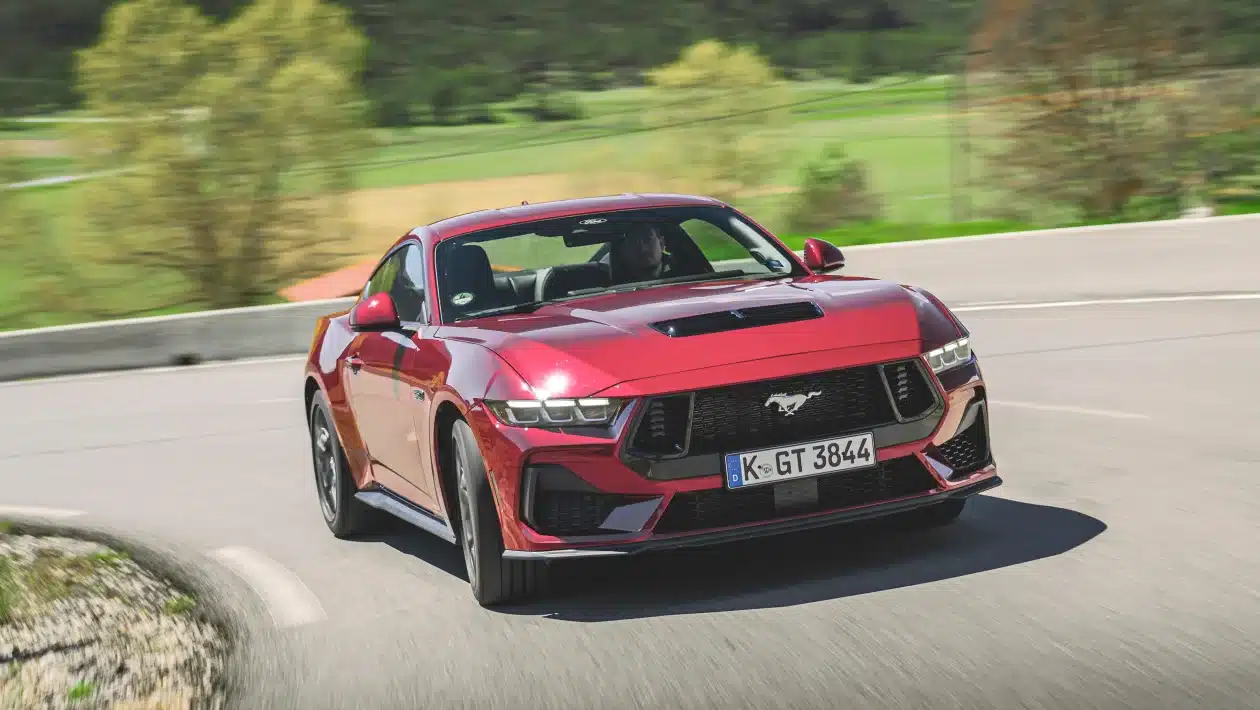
[434,205,804,323]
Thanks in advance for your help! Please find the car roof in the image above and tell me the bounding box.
[394,193,728,250]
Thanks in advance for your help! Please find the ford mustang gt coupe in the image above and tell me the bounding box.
[302,193,1000,606]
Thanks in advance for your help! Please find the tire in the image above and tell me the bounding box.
[308,390,388,538]
[894,497,967,530]
[451,419,548,606]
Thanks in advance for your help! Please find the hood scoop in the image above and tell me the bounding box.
[649,301,824,338]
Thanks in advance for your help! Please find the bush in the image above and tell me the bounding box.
[784,143,884,234]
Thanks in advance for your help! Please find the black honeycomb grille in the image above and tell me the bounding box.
[652,455,940,534]
[685,365,897,456]
[531,490,655,537]
[935,408,990,478]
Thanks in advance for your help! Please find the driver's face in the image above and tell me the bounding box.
[624,226,663,268]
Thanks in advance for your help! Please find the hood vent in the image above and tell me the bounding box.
[650,301,824,338]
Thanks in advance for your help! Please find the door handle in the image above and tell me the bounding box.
[346,355,364,373]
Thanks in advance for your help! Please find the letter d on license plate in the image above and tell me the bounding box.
[724,432,876,489]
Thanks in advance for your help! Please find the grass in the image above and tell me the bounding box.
[68,681,95,701]
[164,595,196,616]
[4,73,1255,329]
[0,556,13,623]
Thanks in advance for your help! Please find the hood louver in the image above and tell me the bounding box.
[650,301,824,338]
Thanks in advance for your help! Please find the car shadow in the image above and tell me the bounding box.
[493,495,1106,622]
[362,517,470,581]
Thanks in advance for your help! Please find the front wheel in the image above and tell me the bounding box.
[451,419,548,606]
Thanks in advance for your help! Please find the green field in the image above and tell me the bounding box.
[0,75,1156,329]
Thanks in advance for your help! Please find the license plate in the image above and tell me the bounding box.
[723,432,876,489]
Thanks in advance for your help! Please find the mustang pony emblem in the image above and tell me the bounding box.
[764,391,823,416]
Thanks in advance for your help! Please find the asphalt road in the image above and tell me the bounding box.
[3,291,1260,708]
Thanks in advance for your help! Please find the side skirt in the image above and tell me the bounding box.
[355,487,457,544]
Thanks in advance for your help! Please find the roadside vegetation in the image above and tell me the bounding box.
[0,0,1257,330]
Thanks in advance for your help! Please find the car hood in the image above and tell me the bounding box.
[435,277,938,397]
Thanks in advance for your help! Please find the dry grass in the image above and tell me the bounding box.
[345,171,798,261]
[0,139,67,158]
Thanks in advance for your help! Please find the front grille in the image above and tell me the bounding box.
[881,359,936,419]
[936,408,990,478]
[530,490,655,537]
[686,365,897,457]
[650,302,824,338]
[653,455,939,534]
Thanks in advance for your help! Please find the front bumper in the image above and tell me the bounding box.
[503,471,1001,560]
[478,355,997,560]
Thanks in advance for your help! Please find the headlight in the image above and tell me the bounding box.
[924,336,972,374]
[485,398,624,427]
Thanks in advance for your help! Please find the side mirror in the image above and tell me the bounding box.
[349,292,401,332]
[803,238,845,274]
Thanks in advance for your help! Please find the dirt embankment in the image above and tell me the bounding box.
[0,532,228,710]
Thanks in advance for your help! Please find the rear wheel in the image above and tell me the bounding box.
[308,390,387,538]
[451,419,548,606]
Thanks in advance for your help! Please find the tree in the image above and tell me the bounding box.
[784,143,883,234]
[981,0,1219,222]
[71,0,368,311]
[642,39,791,204]
[0,159,77,328]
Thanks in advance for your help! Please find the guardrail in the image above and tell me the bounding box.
[0,213,1256,382]
[0,298,355,381]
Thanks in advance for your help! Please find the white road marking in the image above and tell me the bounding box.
[0,505,86,519]
[954,293,1260,313]
[0,355,307,389]
[207,546,326,629]
[957,300,1017,307]
[842,212,1260,251]
[989,400,1152,420]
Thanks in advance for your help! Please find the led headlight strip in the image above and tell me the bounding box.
[485,398,622,427]
[924,336,971,374]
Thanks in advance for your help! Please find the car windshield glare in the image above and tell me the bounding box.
[435,205,801,323]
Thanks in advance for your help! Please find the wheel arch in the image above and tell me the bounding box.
[432,398,468,531]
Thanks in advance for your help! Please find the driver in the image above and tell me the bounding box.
[610,222,670,284]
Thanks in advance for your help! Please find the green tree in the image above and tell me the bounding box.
[982,0,1219,222]
[643,39,790,203]
[71,0,368,311]
[0,161,76,329]
[785,143,883,234]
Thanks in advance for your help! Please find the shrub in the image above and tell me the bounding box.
[784,143,884,234]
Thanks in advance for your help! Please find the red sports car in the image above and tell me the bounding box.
[302,194,1000,606]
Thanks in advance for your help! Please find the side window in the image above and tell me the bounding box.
[389,244,427,323]
[363,252,401,299]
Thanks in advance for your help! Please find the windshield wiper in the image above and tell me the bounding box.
[568,269,761,297]
[459,300,554,320]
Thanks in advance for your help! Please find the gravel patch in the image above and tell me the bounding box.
[0,532,227,709]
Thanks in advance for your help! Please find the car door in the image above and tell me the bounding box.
[343,249,419,504]
[378,243,445,514]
